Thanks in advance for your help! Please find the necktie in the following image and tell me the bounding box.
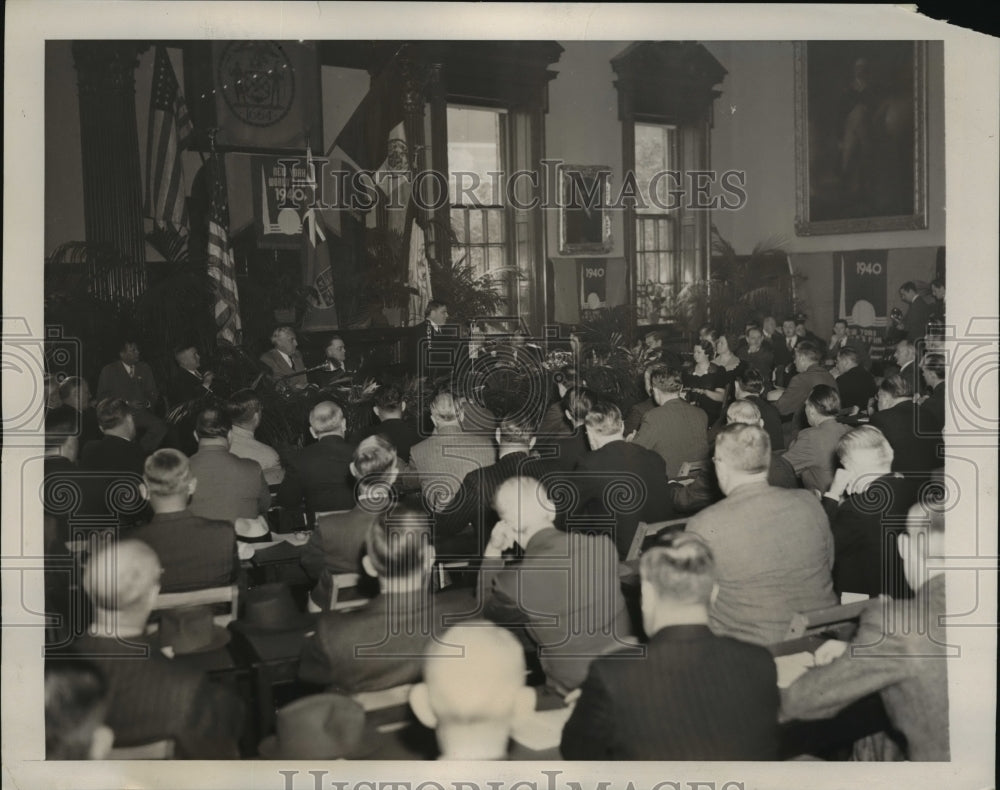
[127,366,135,378]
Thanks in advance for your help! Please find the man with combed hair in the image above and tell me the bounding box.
[301,434,401,610]
[168,343,214,405]
[561,531,779,760]
[780,385,851,494]
[537,386,595,473]
[737,326,775,390]
[298,505,473,693]
[734,367,785,450]
[95,339,167,453]
[410,391,496,512]
[260,326,308,389]
[481,477,635,698]
[45,661,114,760]
[436,417,548,556]
[634,365,709,479]
[686,423,836,646]
[225,390,284,485]
[781,497,950,760]
[821,426,916,599]
[896,281,935,344]
[188,406,271,522]
[80,397,146,477]
[892,337,922,397]
[357,384,419,465]
[832,346,877,415]
[869,374,942,473]
[128,448,238,593]
[767,340,838,439]
[572,400,673,559]
[277,400,356,515]
[70,539,243,758]
[409,623,535,760]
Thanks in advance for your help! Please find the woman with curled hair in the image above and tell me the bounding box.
[682,340,727,425]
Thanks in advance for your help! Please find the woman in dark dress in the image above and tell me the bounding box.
[712,332,749,428]
[682,340,727,425]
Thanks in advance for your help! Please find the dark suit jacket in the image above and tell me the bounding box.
[435,451,549,556]
[259,348,308,389]
[899,360,924,398]
[745,395,786,451]
[538,400,572,437]
[71,634,243,758]
[408,321,461,378]
[96,360,158,407]
[739,347,776,389]
[298,586,476,692]
[771,335,797,386]
[782,574,949,760]
[308,361,351,389]
[128,509,238,593]
[572,440,673,559]
[300,505,381,609]
[869,401,942,473]
[80,434,146,477]
[902,294,935,343]
[623,397,655,437]
[561,624,779,760]
[668,450,798,515]
[835,364,877,413]
[168,368,211,406]
[920,382,946,429]
[634,398,710,479]
[536,427,589,473]
[359,417,420,464]
[822,473,917,600]
[187,442,271,522]
[482,527,635,695]
[277,434,357,513]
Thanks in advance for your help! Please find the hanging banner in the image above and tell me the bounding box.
[251,155,316,249]
[835,249,890,360]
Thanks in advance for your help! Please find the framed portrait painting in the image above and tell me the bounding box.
[559,164,613,254]
[794,41,928,236]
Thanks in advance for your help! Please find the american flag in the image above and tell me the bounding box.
[144,46,193,230]
[206,154,242,344]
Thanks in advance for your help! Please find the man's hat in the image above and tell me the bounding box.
[158,604,231,655]
[229,583,316,660]
[257,694,378,759]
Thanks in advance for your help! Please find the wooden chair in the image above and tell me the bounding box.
[353,684,415,734]
[783,599,871,641]
[151,584,239,627]
[624,518,687,563]
[107,739,175,759]
[330,573,369,612]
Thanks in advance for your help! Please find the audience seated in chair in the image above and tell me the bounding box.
[831,347,877,416]
[634,365,710,479]
[536,386,595,473]
[167,344,214,407]
[298,505,474,693]
[538,368,580,437]
[277,401,356,516]
[737,326,776,392]
[734,367,785,450]
[260,325,308,390]
[623,364,658,438]
[561,531,779,760]
[45,660,114,760]
[410,392,496,512]
[409,622,535,760]
[357,384,420,466]
[573,400,675,559]
[128,449,239,594]
[918,353,947,430]
[59,375,101,446]
[95,339,167,454]
[781,498,950,760]
[225,389,284,486]
[301,434,400,610]
[767,341,838,440]
[869,374,942,473]
[187,406,271,523]
[69,539,243,758]
[80,398,146,478]
[480,477,636,699]
[780,385,851,494]
[686,423,836,646]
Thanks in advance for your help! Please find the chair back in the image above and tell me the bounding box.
[625,518,687,562]
[783,599,870,641]
[152,584,239,626]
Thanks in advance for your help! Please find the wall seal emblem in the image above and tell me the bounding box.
[218,42,295,127]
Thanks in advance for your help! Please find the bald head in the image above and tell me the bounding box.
[309,401,345,436]
[83,540,161,615]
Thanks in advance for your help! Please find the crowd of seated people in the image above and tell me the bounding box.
[41,306,950,761]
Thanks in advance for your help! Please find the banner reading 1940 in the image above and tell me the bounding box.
[251,155,317,249]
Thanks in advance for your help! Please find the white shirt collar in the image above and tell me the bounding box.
[277,349,293,367]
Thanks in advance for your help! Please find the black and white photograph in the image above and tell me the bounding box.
[2,4,997,790]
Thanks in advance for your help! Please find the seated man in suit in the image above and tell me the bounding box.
[919,352,947,429]
[538,368,580,438]
[168,344,214,407]
[737,326,775,392]
[409,622,535,761]
[357,384,419,465]
[410,392,496,513]
[58,376,101,446]
[225,389,284,485]
[892,338,923,398]
[187,406,271,523]
[686,423,836,646]
[561,531,779,760]
[260,325,308,390]
[277,401,357,517]
[825,319,870,370]
[780,385,851,494]
[832,346,877,415]
[80,398,146,477]
[634,365,710,479]
[481,477,636,699]
[298,505,474,693]
[734,367,785,450]
[129,449,239,593]
[44,660,114,760]
[781,497,950,760]
[308,335,351,389]
[623,364,657,438]
[95,339,167,454]
[820,426,917,599]
[767,341,838,440]
[572,400,674,559]
[869,374,942,473]
[300,434,399,610]
[69,539,243,758]
[771,317,800,387]
[536,386,594,473]
[435,417,548,557]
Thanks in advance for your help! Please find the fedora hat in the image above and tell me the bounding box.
[230,583,316,660]
[158,604,230,655]
[258,694,378,759]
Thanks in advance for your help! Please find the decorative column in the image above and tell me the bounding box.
[72,42,146,269]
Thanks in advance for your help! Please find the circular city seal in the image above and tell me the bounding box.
[218,42,295,127]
